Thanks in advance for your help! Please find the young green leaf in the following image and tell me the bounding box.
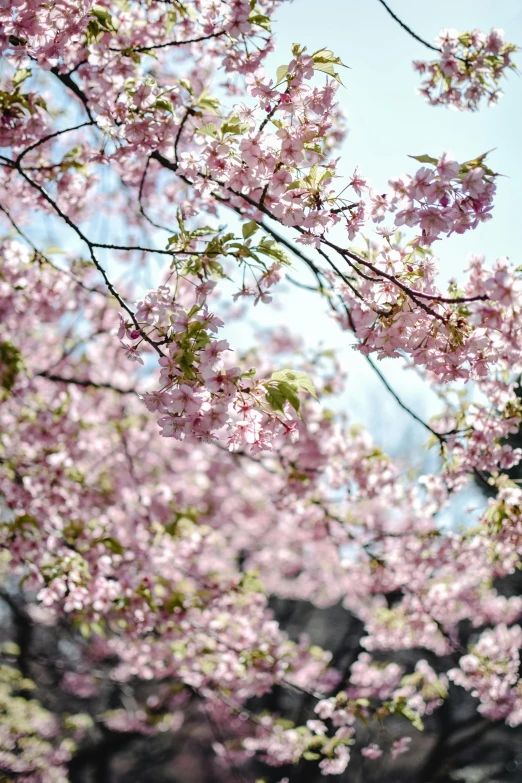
[408,154,439,166]
[276,381,301,414]
[266,385,287,414]
[13,68,32,86]
[196,122,218,138]
[312,61,344,84]
[242,220,259,240]
[271,369,318,400]
[276,64,289,83]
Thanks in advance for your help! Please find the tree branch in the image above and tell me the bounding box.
[376,0,440,52]
[36,371,138,395]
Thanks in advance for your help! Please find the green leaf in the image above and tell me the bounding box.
[164,591,186,612]
[0,641,21,656]
[222,114,248,135]
[92,4,112,21]
[13,68,31,86]
[256,244,290,265]
[196,122,218,138]
[408,154,439,166]
[303,142,323,155]
[285,179,307,190]
[91,4,117,30]
[318,168,335,185]
[312,48,346,65]
[0,341,24,396]
[238,570,265,594]
[79,623,92,638]
[248,12,271,31]
[458,149,498,178]
[242,220,259,240]
[306,162,319,187]
[271,369,318,400]
[276,64,289,83]
[277,381,300,414]
[12,514,38,531]
[312,61,344,84]
[101,536,124,555]
[178,78,193,95]
[311,49,348,84]
[266,385,287,414]
[155,97,173,113]
[191,226,219,237]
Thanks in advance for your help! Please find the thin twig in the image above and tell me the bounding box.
[111,30,227,54]
[37,371,138,395]
[376,0,440,52]
[0,203,109,297]
[15,121,94,165]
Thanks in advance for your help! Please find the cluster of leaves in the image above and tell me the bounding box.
[265,368,318,418]
[0,69,44,123]
[166,214,290,279]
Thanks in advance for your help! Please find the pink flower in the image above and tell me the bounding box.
[349,166,368,196]
[361,744,383,759]
[319,745,350,775]
[169,384,210,415]
[391,737,411,759]
[120,342,144,365]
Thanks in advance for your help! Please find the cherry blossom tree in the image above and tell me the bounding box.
[0,0,521,780]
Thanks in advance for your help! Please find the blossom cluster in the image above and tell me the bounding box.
[120,282,318,452]
[0,664,73,783]
[334,242,522,388]
[413,28,518,111]
[449,624,522,725]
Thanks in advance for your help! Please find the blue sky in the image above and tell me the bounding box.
[234,0,522,460]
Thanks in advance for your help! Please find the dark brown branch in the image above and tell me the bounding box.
[0,203,109,297]
[364,355,446,442]
[0,154,164,357]
[50,67,94,121]
[37,371,138,395]
[376,0,441,52]
[16,121,94,165]
[110,30,227,54]
[137,156,174,233]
